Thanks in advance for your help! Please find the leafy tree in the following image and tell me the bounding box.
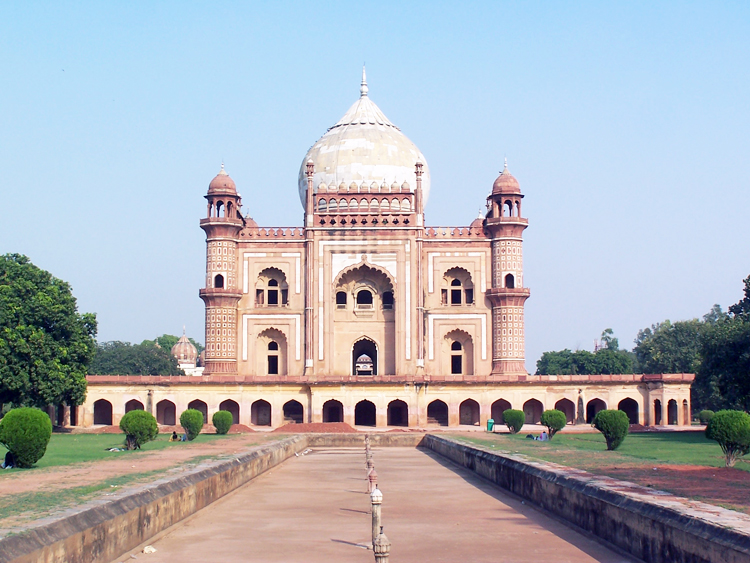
[0,407,53,467]
[0,254,97,408]
[212,411,233,435]
[592,409,629,450]
[728,275,750,319]
[705,410,750,467]
[89,341,184,375]
[180,409,204,440]
[536,330,633,375]
[698,316,750,411]
[540,409,567,438]
[502,409,525,434]
[119,410,158,450]
[599,328,619,350]
[634,319,702,374]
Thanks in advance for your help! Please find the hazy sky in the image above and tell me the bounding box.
[1,2,748,372]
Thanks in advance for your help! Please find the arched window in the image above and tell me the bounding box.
[318,198,327,212]
[256,268,288,307]
[505,273,515,289]
[336,291,347,309]
[214,274,224,289]
[451,341,463,374]
[267,341,279,374]
[267,279,279,305]
[450,279,462,305]
[356,289,373,309]
[442,268,474,306]
[382,291,393,310]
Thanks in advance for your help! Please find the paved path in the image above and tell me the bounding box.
[117,448,635,562]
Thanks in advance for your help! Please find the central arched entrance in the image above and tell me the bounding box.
[251,400,271,426]
[323,400,343,423]
[352,338,377,375]
[354,400,376,426]
[427,400,449,426]
[283,400,304,424]
[387,400,408,426]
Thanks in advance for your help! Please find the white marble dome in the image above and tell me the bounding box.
[297,70,431,208]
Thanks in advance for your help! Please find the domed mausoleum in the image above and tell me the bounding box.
[81,71,693,430]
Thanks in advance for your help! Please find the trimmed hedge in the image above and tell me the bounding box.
[698,409,715,425]
[119,410,158,450]
[212,410,233,435]
[503,409,525,434]
[705,410,750,467]
[180,409,204,440]
[592,409,629,450]
[540,409,567,438]
[0,407,52,467]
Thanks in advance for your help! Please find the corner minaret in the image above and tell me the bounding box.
[199,164,244,375]
[484,160,530,376]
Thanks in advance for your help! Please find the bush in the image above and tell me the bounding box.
[540,409,567,438]
[180,409,204,440]
[212,410,233,435]
[705,410,750,467]
[698,410,715,425]
[592,409,629,450]
[119,410,158,450]
[0,407,52,467]
[503,409,525,434]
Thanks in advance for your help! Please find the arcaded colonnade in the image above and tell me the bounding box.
[77,373,693,429]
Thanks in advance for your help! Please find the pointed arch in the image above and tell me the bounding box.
[443,328,474,375]
[256,327,287,376]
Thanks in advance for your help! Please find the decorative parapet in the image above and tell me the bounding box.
[240,227,306,239]
[424,227,486,238]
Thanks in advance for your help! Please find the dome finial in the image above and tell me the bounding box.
[360,65,368,98]
[503,157,508,173]
[219,162,227,176]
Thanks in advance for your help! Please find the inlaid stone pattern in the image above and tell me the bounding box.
[205,307,237,359]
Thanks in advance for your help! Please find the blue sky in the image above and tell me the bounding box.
[1,2,748,371]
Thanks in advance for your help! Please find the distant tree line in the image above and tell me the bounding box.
[536,275,750,412]
[88,333,203,376]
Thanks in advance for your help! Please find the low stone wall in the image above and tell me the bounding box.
[305,432,426,448]
[0,436,307,563]
[423,435,750,563]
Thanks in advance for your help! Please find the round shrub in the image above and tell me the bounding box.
[119,410,158,450]
[503,409,525,434]
[212,410,233,435]
[180,409,204,441]
[592,409,629,451]
[705,410,750,467]
[0,407,52,468]
[540,409,567,438]
[698,410,715,425]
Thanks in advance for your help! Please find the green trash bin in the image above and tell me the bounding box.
[487,418,495,432]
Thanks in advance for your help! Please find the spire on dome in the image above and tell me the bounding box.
[360,65,368,97]
[503,157,508,172]
[218,162,228,176]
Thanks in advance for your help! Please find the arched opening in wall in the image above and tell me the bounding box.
[354,400,376,427]
[505,273,515,289]
[523,399,543,424]
[283,400,304,424]
[427,400,449,426]
[188,400,208,424]
[216,201,224,218]
[514,200,521,217]
[356,289,373,309]
[125,399,144,413]
[382,291,393,310]
[682,400,689,425]
[227,201,234,218]
[318,198,327,212]
[267,341,279,374]
[257,328,288,376]
[667,399,678,425]
[554,399,576,424]
[156,400,175,425]
[451,341,463,374]
[251,400,272,426]
[214,274,224,289]
[504,200,512,217]
[618,398,639,425]
[93,399,113,425]
[352,338,377,376]
[654,399,662,425]
[387,400,408,426]
[491,399,511,422]
[459,399,480,426]
[69,405,78,426]
[442,267,474,306]
[586,399,607,424]
[256,268,289,307]
[444,329,474,376]
[322,400,343,423]
[219,399,240,424]
[336,291,347,309]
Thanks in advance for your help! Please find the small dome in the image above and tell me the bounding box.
[356,354,373,363]
[244,215,259,228]
[208,164,237,195]
[492,159,520,195]
[171,333,198,365]
[470,210,485,229]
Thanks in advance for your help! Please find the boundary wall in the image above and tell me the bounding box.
[423,435,750,563]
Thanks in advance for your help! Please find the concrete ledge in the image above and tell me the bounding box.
[0,436,307,563]
[424,435,750,563]
[304,432,425,448]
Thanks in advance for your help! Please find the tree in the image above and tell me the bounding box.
[119,410,158,450]
[728,275,750,319]
[89,341,184,375]
[705,410,750,467]
[633,319,702,374]
[698,316,750,411]
[540,409,567,438]
[592,409,629,450]
[535,330,633,375]
[0,254,97,408]
[600,328,619,351]
[0,407,53,467]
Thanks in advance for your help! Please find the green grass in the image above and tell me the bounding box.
[452,431,748,471]
[0,432,233,471]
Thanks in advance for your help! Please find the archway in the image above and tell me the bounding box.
[668,399,678,425]
[283,400,304,424]
[654,399,663,425]
[323,400,343,423]
[352,338,377,375]
[125,399,144,413]
[554,398,576,424]
[156,400,176,425]
[427,400,448,426]
[490,399,511,423]
[219,399,240,424]
[93,399,112,425]
[683,399,690,425]
[618,398,639,425]
[459,399,480,425]
[586,398,607,423]
[251,400,272,426]
[387,400,408,426]
[523,399,543,424]
[354,400,376,426]
[188,400,208,424]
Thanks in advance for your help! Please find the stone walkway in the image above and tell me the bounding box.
[116,448,635,562]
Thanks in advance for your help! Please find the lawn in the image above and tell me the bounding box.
[0,432,233,471]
